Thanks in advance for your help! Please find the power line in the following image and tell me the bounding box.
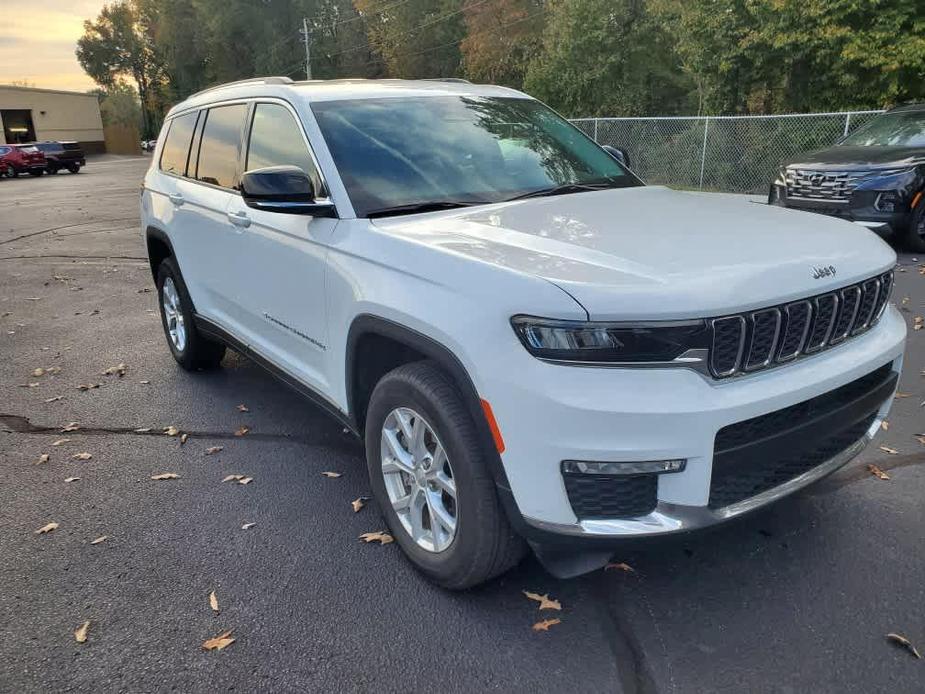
[324,0,415,29]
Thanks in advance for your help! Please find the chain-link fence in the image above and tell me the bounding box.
[570,111,884,194]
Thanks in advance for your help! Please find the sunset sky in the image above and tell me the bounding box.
[0,0,108,92]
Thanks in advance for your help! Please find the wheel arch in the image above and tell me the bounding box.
[145,225,175,281]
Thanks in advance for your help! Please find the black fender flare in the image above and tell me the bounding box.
[144,225,176,278]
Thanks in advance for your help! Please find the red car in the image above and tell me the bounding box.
[0,144,46,177]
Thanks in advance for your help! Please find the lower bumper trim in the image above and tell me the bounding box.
[523,422,877,538]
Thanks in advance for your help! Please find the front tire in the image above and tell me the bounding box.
[365,361,525,589]
[28,169,43,177]
[67,164,81,174]
[156,257,225,370]
[903,201,925,253]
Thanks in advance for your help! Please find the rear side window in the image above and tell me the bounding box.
[0,147,9,155]
[159,112,198,175]
[196,104,248,189]
[246,103,322,193]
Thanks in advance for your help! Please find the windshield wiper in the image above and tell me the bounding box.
[366,200,488,218]
[504,181,618,202]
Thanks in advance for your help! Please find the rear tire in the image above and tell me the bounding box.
[67,164,80,174]
[47,165,58,175]
[903,202,925,253]
[156,257,225,370]
[365,361,525,589]
[28,169,43,177]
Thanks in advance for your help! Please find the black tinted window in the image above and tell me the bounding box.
[197,104,247,188]
[159,112,198,175]
[246,103,321,192]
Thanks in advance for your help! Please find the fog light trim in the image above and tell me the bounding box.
[562,459,687,476]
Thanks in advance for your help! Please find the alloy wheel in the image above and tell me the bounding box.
[161,277,187,352]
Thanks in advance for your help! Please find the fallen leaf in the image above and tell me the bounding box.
[532,618,561,632]
[359,531,394,545]
[151,473,179,480]
[880,421,890,431]
[351,497,368,513]
[36,522,59,534]
[202,630,235,651]
[205,446,224,455]
[76,383,100,391]
[241,522,256,530]
[44,395,63,403]
[605,562,636,573]
[62,422,79,432]
[25,297,42,301]
[163,425,179,436]
[32,367,45,377]
[180,433,189,445]
[523,590,562,611]
[894,392,912,399]
[90,536,107,545]
[74,621,90,643]
[72,452,92,461]
[321,471,342,478]
[879,445,899,455]
[51,439,69,446]
[222,474,244,483]
[887,633,922,659]
[209,590,219,613]
[234,425,250,437]
[237,477,253,485]
[914,316,923,331]
[64,477,80,483]
[867,464,890,480]
[35,453,50,465]
[236,404,249,412]
[102,363,126,377]
[18,382,40,388]
[139,380,150,384]
[134,427,151,433]
[915,435,925,446]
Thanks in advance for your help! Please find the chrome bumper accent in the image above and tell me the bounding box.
[854,221,891,232]
[524,420,878,538]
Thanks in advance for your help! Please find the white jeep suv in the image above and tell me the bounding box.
[142,77,906,588]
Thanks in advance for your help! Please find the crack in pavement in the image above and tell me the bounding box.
[0,254,147,262]
[0,413,362,449]
[0,217,139,246]
[809,451,925,493]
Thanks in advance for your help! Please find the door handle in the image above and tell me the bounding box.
[227,210,251,228]
[168,193,185,206]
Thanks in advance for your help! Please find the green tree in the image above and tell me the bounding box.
[523,0,694,117]
[459,0,545,88]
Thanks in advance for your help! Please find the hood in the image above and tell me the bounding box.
[372,187,896,320]
[784,145,925,171]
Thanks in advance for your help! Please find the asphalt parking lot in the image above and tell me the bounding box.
[1,157,924,693]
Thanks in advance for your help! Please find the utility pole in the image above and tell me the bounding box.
[300,17,312,80]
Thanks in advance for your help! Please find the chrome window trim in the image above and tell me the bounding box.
[776,300,812,362]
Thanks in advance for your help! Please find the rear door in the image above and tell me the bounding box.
[224,100,336,393]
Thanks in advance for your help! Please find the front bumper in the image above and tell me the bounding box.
[482,306,906,539]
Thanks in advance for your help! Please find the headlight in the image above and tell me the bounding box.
[510,315,711,364]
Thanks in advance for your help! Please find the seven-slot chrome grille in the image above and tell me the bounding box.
[784,169,866,202]
[709,271,893,378]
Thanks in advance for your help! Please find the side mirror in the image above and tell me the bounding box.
[602,145,630,168]
[240,165,336,217]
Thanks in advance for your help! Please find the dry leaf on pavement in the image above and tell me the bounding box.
[222,474,244,483]
[894,392,912,399]
[879,445,899,455]
[72,452,92,461]
[236,404,249,412]
[205,446,224,455]
[351,497,368,512]
[241,522,256,530]
[209,590,219,613]
[62,422,80,432]
[36,522,59,534]
[77,383,100,391]
[887,633,922,659]
[880,421,890,431]
[913,316,923,331]
[44,395,63,403]
[867,464,890,480]
[915,435,925,446]
[203,630,235,651]
[74,621,90,643]
[237,477,253,485]
[180,433,189,445]
[102,363,126,377]
[35,453,49,465]
[523,591,562,611]
[605,562,636,573]
[359,531,394,545]
[532,618,561,632]
[234,425,250,437]
[321,471,342,478]
[151,473,179,480]
[163,425,179,436]
[51,439,69,446]
[32,367,45,377]
[90,536,107,545]
[64,477,80,483]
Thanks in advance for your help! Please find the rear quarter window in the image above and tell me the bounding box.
[159,112,199,176]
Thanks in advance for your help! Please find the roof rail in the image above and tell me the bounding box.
[422,78,471,84]
[188,76,293,100]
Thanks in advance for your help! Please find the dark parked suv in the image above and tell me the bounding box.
[31,141,86,174]
[769,103,925,252]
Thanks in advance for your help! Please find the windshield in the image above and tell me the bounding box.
[311,96,640,217]
[842,110,925,147]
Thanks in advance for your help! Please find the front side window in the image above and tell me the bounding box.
[842,110,925,147]
[196,104,248,188]
[311,95,638,217]
[159,111,198,175]
[246,103,322,193]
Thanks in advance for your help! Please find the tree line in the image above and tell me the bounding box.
[77,0,925,137]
